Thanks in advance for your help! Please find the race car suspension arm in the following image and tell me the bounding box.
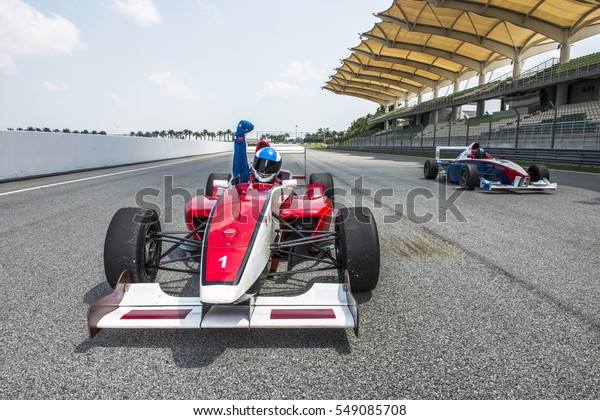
[271,212,338,265]
[273,248,338,265]
[272,233,337,248]
[152,221,205,261]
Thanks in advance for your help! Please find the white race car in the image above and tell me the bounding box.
[424,142,557,191]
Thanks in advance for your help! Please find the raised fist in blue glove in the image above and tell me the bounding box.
[235,120,254,140]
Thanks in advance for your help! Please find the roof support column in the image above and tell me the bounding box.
[476,71,487,118]
[432,84,440,123]
[560,30,571,64]
[451,80,460,121]
[556,31,571,107]
[513,57,523,79]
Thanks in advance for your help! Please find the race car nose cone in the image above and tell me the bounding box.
[223,227,238,239]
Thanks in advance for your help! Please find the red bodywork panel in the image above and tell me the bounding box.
[185,181,334,284]
[455,159,529,182]
[280,184,333,232]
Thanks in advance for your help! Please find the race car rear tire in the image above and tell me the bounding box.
[104,207,162,289]
[309,172,335,206]
[424,159,438,179]
[206,173,232,195]
[527,164,550,182]
[460,164,479,190]
[335,207,380,293]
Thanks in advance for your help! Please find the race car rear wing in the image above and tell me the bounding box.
[247,143,307,181]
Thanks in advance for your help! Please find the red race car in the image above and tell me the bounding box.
[88,144,380,337]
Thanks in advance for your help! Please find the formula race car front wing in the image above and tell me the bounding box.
[480,176,557,191]
[88,271,359,338]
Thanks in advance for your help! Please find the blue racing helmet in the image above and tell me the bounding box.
[252,147,282,183]
[474,148,486,159]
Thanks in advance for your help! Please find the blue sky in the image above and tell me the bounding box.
[1,0,599,135]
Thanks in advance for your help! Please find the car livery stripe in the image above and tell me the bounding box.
[201,187,272,286]
[120,309,192,320]
[270,309,336,320]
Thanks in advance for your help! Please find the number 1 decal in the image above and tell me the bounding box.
[218,255,227,268]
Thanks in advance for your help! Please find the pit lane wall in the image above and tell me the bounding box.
[0,131,232,181]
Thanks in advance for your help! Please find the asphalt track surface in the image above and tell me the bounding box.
[1,149,599,399]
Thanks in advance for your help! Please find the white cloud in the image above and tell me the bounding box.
[111,0,161,26]
[147,72,195,99]
[198,2,221,25]
[42,80,69,92]
[111,93,126,105]
[255,80,309,101]
[282,61,324,83]
[0,53,16,75]
[0,0,81,74]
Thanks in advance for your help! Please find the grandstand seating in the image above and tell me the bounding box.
[358,100,600,150]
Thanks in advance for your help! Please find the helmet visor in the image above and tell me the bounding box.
[253,156,282,177]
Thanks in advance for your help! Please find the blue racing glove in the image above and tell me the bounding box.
[235,120,254,140]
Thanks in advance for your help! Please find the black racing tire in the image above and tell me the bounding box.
[527,164,550,182]
[103,207,162,289]
[206,173,232,195]
[309,172,335,206]
[335,207,380,293]
[460,164,479,190]
[424,159,439,180]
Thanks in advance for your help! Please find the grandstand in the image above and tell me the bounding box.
[323,0,600,153]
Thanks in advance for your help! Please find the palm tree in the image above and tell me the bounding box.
[217,130,224,141]
[225,129,232,141]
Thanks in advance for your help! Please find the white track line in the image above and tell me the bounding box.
[0,156,213,197]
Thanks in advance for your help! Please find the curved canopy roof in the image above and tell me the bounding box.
[324,0,600,105]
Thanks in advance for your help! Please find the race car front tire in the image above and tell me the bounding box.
[103,207,162,289]
[336,207,380,293]
[460,164,479,190]
[309,172,335,206]
[527,164,550,182]
[424,159,438,179]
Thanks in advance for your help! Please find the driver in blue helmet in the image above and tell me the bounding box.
[232,120,282,184]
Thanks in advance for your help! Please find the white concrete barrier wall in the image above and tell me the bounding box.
[0,131,232,180]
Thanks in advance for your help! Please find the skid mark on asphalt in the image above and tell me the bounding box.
[383,233,457,259]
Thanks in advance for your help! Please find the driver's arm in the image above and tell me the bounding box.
[232,120,254,184]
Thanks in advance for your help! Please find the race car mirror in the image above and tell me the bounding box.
[282,179,297,188]
[213,179,229,189]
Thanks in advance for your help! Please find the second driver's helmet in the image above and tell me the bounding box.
[252,147,282,183]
